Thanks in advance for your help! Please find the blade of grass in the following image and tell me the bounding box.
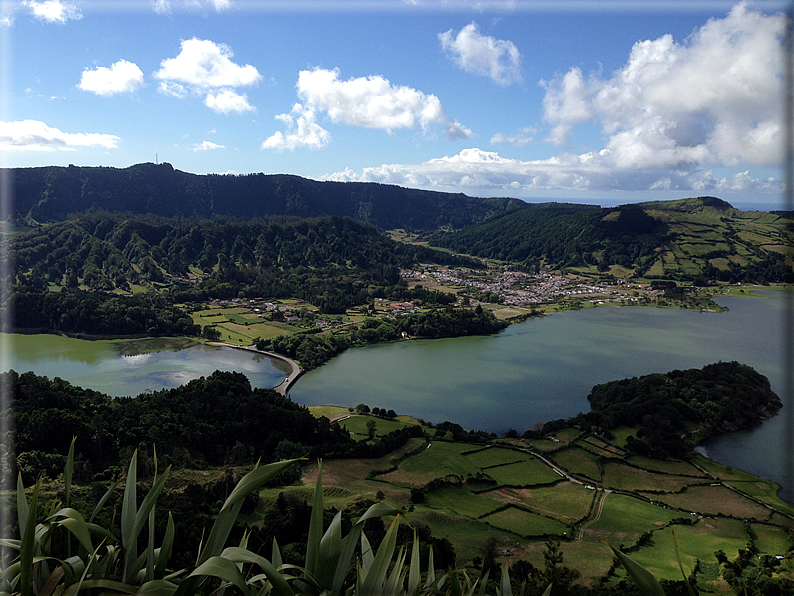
[607,543,666,596]
[672,531,697,596]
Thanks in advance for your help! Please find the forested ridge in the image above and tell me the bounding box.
[7,212,479,320]
[9,162,524,230]
[432,198,794,283]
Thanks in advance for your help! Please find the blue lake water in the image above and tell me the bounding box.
[2,291,790,500]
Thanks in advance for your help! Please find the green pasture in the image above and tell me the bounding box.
[523,428,580,451]
[647,484,772,520]
[584,494,679,543]
[608,426,639,449]
[308,405,351,420]
[576,436,624,457]
[625,455,707,477]
[481,507,569,538]
[558,541,614,585]
[485,457,562,487]
[246,322,292,339]
[464,447,529,469]
[691,453,769,482]
[600,462,703,492]
[212,323,255,344]
[425,487,502,518]
[628,518,748,582]
[710,257,730,270]
[411,509,519,564]
[549,447,601,481]
[340,415,412,437]
[480,481,594,523]
[195,307,249,316]
[193,314,227,324]
[723,481,794,516]
[751,523,794,555]
[770,511,794,531]
[378,441,481,486]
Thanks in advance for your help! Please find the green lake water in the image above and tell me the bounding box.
[1,292,790,500]
[0,335,291,396]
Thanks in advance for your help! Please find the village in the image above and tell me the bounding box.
[401,263,669,308]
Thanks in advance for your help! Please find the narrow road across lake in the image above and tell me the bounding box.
[209,342,302,396]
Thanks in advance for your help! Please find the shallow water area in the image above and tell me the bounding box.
[1,334,290,397]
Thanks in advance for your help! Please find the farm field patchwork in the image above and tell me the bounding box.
[481,506,569,538]
[378,441,481,486]
[646,484,773,520]
[625,455,708,477]
[600,462,708,492]
[584,493,680,543]
[549,447,602,481]
[480,482,594,524]
[424,487,503,518]
[484,456,563,486]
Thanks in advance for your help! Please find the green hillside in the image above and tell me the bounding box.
[432,197,793,283]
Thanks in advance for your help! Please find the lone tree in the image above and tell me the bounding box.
[366,419,377,439]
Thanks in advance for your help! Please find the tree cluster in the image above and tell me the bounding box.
[1,369,355,482]
[581,361,782,458]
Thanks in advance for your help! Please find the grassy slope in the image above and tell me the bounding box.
[249,412,794,592]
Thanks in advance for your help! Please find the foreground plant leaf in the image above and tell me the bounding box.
[607,542,666,596]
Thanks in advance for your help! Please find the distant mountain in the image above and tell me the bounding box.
[432,197,794,283]
[7,163,525,230]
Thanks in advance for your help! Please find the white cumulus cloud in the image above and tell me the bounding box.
[262,104,330,151]
[0,120,119,151]
[153,0,231,13]
[326,146,781,197]
[439,22,522,86]
[205,89,254,114]
[296,67,447,132]
[446,119,474,140]
[24,0,81,23]
[78,60,145,96]
[541,2,785,169]
[191,140,225,151]
[155,38,261,88]
[154,38,261,114]
[491,126,537,146]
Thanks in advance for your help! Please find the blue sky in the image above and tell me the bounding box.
[0,0,789,207]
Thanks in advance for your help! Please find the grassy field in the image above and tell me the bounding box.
[339,415,413,437]
[751,523,793,556]
[481,506,569,537]
[627,519,748,582]
[549,447,602,481]
[600,462,708,492]
[584,494,680,543]
[378,441,482,486]
[262,415,794,590]
[647,485,774,520]
[463,446,530,468]
[425,487,503,518]
[485,457,563,487]
[626,455,708,477]
[480,482,594,524]
[308,405,351,419]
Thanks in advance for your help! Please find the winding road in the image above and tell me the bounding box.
[209,342,303,396]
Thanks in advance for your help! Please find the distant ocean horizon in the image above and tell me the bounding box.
[519,197,789,213]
